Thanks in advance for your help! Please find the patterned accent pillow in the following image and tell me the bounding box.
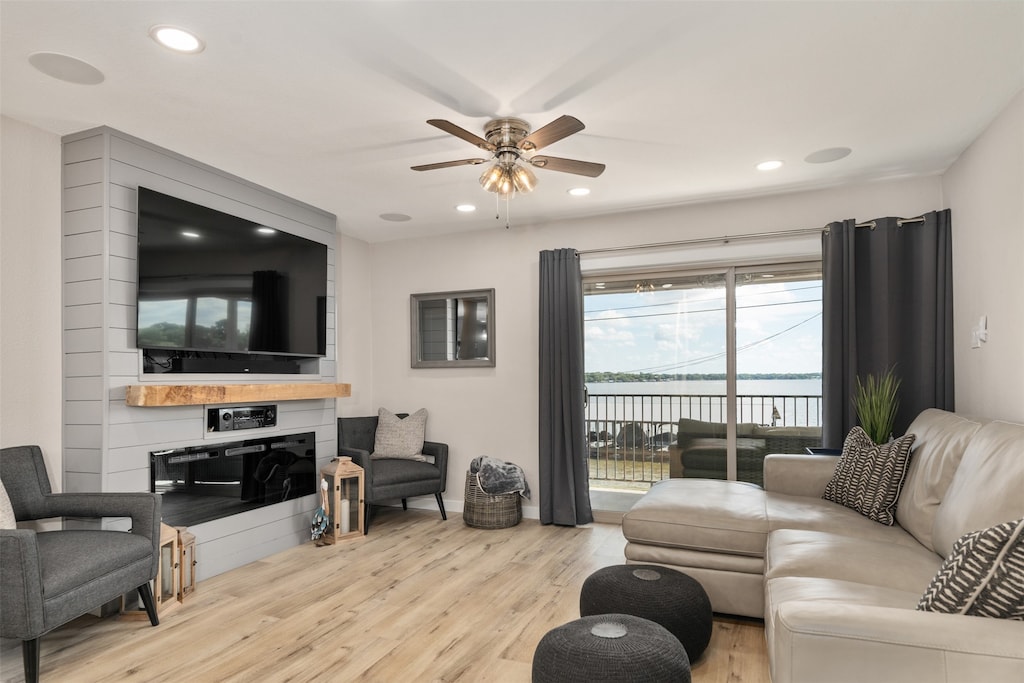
[822,426,916,525]
[918,518,1024,620]
[372,408,428,461]
[1,480,16,529]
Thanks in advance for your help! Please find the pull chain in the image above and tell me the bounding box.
[494,190,514,229]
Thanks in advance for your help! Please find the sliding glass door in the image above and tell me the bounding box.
[584,271,727,490]
[731,264,823,484]
[584,261,821,491]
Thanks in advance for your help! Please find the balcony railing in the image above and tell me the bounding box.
[586,393,823,490]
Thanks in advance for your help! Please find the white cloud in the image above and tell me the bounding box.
[586,324,635,345]
[585,280,821,374]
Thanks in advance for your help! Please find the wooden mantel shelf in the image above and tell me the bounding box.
[125,383,351,407]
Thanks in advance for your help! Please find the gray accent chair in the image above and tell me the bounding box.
[0,445,161,683]
[337,416,448,533]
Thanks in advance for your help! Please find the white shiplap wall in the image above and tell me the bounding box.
[62,127,338,580]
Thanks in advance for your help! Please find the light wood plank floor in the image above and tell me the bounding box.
[1,509,769,682]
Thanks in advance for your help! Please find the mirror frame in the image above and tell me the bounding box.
[410,288,495,368]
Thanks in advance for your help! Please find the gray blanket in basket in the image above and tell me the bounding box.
[470,456,531,499]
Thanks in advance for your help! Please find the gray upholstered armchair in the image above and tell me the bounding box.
[337,415,448,533]
[0,445,161,683]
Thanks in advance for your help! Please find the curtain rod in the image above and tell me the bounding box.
[577,227,822,256]
[578,215,928,256]
[851,216,926,230]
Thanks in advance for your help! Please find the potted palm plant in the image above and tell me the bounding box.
[853,366,902,444]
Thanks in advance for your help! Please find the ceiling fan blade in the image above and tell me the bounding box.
[426,119,496,152]
[518,115,585,151]
[411,158,490,172]
[528,155,605,177]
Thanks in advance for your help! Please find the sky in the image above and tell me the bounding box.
[583,278,822,375]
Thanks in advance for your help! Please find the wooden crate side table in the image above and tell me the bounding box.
[320,457,364,542]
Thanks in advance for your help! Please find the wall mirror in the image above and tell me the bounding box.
[411,289,495,368]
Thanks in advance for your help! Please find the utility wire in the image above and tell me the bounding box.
[609,311,822,374]
[584,297,822,323]
[584,283,823,315]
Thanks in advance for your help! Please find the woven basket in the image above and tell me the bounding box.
[463,471,522,529]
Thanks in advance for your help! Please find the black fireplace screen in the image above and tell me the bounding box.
[151,432,316,527]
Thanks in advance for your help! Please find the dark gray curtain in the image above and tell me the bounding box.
[821,210,954,448]
[538,248,593,526]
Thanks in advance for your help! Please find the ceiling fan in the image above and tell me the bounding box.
[411,115,605,197]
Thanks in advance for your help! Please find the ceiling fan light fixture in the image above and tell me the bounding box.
[420,115,601,204]
[511,165,537,193]
[479,164,505,193]
[498,170,514,196]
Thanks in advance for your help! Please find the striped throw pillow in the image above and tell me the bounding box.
[822,426,916,525]
[918,518,1024,620]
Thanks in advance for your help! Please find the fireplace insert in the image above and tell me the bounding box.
[150,432,316,527]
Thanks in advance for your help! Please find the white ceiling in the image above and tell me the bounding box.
[2,1,1022,243]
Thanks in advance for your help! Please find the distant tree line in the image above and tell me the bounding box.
[585,372,822,383]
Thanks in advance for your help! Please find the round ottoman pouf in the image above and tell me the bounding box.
[580,564,712,661]
[532,613,690,683]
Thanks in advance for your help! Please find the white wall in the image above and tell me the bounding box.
[0,116,63,483]
[357,176,944,516]
[943,90,1024,422]
[337,233,375,415]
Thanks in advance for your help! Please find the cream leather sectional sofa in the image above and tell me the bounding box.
[622,409,1024,682]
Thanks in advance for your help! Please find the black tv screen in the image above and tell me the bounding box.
[136,187,328,357]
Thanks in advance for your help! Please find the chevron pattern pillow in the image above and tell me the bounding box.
[822,426,916,525]
[918,518,1024,619]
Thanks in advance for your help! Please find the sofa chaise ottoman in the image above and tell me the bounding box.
[622,408,1024,682]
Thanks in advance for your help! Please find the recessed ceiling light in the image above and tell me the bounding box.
[661,283,673,289]
[804,147,852,164]
[756,160,783,171]
[379,213,412,222]
[568,187,591,197]
[28,52,104,85]
[455,204,476,213]
[181,231,200,239]
[256,227,277,235]
[150,25,205,54]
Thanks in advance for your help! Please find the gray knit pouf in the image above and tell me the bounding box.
[532,613,691,683]
[580,564,713,661]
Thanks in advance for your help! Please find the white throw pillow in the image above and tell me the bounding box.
[373,408,428,461]
[0,480,16,529]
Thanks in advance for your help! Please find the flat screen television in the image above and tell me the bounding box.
[136,187,328,358]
